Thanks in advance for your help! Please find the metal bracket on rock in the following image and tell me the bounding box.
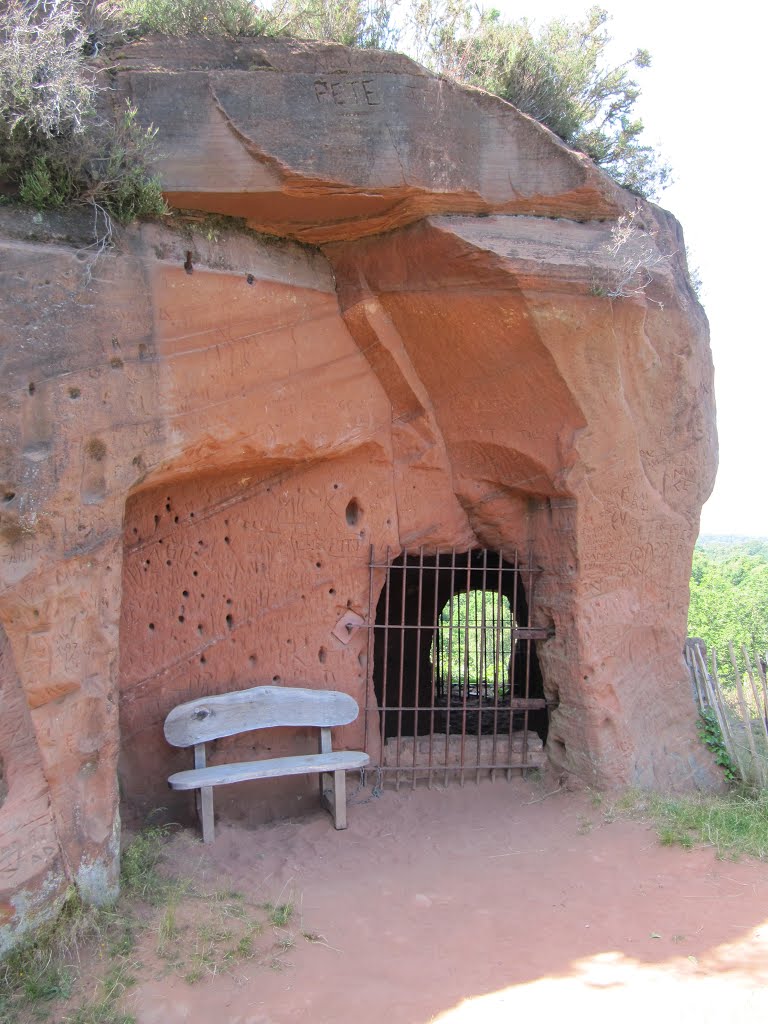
[332,610,366,644]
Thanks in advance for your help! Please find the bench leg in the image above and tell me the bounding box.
[319,772,332,817]
[332,769,347,830]
[319,770,347,829]
[199,786,214,844]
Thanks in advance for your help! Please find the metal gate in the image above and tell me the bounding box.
[365,547,550,788]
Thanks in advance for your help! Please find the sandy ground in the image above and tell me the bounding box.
[121,778,768,1024]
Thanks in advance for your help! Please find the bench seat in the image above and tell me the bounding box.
[168,750,370,790]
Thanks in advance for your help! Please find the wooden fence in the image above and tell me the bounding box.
[685,639,768,788]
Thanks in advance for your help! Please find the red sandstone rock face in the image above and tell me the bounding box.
[0,39,716,950]
[113,37,622,243]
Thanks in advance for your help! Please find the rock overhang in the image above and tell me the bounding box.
[112,36,624,242]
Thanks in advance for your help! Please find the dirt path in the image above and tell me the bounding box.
[125,779,768,1024]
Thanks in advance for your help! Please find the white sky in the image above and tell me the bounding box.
[491,0,766,537]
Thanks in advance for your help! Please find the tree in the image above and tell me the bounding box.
[688,542,768,680]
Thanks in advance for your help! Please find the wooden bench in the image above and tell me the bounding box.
[164,685,370,843]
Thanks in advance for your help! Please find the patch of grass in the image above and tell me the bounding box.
[171,894,272,985]
[211,889,245,902]
[156,901,180,956]
[0,828,176,1021]
[1,827,319,1019]
[120,825,174,904]
[235,935,254,958]
[261,901,294,928]
[0,887,102,1022]
[623,789,768,860]
[64,962,137,1024]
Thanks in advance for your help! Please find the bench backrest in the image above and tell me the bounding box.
[164,685,360,748]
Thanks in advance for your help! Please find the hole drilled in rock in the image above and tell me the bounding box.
[345,498,361,526]
[86,438,107,461]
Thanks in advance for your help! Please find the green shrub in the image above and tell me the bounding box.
[0,1,166,226]
[118,0,273,37]
[279,0,400,48]
[0,0,94,139]
[697,708,739,784]
[117,0,400,46]
[88,103,167,223]
[405,2,668,198]
[18,153,79,209]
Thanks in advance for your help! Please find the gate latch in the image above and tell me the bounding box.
[332,610,366,644]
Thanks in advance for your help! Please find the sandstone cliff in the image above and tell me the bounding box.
[0,37,717,951]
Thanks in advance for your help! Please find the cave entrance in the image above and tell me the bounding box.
[368,547,550,787]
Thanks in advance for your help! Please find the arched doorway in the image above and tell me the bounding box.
[369,548,550,787]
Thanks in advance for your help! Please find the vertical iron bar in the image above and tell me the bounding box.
[507,550,519,781]
[473,552,483,782]
[412,546,425,789]
[444,548,456,786]
[364,544,375,756]
[428,549,440,789]
[491,554,503,782]
[380,544,392,790]
[396,549,408,790]
[475,552,487,782]
[523,553,535,769]
[460,556,471,786]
